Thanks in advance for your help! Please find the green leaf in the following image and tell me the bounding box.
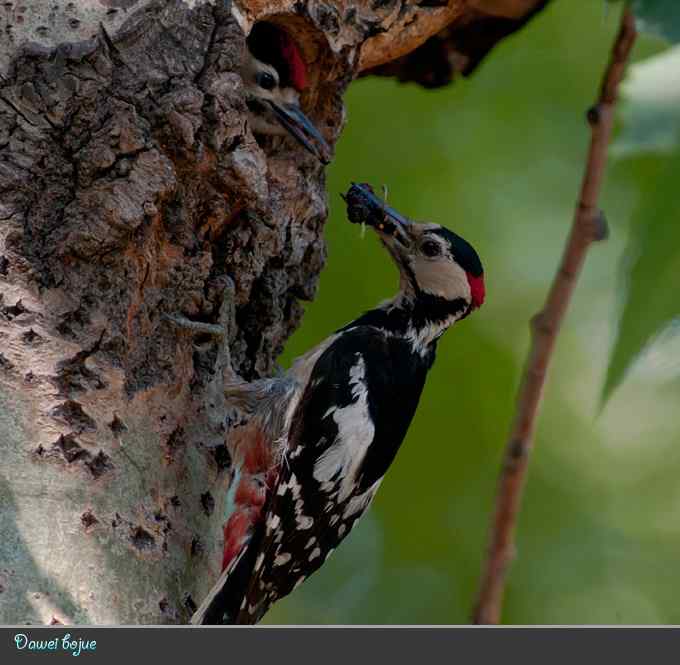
[606,40,680,401]
[614,46,680,155]
[631,0,680,43]
[602,147,680,403]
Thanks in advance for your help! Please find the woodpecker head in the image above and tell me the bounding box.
[242,24,331,165]
[345,183,485,318]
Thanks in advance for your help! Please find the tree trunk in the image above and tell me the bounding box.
[0,0,548,624]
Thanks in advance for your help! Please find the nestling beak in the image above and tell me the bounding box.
[268,100,332,165]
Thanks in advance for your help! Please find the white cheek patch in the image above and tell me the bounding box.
[414,258,471,303]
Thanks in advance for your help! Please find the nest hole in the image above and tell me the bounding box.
[242,19,335,164]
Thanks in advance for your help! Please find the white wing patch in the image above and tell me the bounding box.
[266,514,280,532]
[312,353,375,501]
[274,552,292,566]
[342,478,382,519]
[295,515,314,530]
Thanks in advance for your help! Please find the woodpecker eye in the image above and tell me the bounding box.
[421,240,441,258]
[256,71,277,91]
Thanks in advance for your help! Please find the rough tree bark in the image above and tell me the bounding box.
[0,0,549,624]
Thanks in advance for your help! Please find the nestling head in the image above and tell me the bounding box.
[344,183,485,316]
[240,23,331,164]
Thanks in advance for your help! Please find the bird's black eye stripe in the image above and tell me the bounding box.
[256,71,277,91]
[421,239,441,258]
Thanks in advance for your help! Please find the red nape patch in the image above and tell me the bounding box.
[278,31,307,92]
[467,273,485,309]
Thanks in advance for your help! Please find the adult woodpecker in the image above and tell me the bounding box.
[242,23,331,164]
[192,183,484,625]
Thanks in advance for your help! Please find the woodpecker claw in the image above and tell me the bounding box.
[163,313,225,339]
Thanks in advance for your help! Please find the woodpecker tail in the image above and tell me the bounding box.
[191,523,265,625]
[192,377,295,624]
[192,402,286,625]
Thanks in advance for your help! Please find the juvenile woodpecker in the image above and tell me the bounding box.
[192,183,485,625]
[242,23,331,164]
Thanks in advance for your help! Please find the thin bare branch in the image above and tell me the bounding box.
[472,6,637,625]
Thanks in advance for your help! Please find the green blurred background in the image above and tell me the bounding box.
[265,0,680,624]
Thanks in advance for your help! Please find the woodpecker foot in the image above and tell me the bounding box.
[163,314,225,353]
[163,313,225,337]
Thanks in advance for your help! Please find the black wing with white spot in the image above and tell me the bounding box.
[234,326,432,623]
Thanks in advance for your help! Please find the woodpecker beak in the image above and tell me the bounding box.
[267,100,331,165]
[344,183,413,255]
